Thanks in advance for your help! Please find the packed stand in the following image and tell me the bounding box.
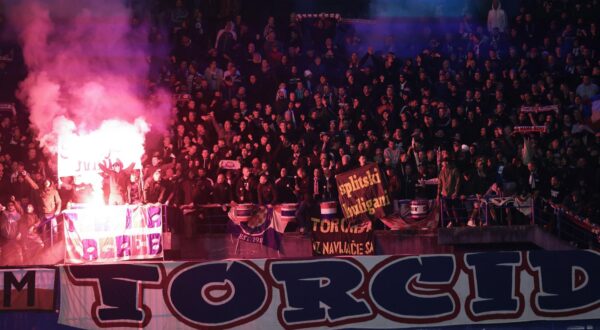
[0,0,599,252]
[142,0,600,231]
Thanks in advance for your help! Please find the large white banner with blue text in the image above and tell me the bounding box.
[58,250,600,329]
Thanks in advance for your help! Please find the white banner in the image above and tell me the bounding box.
[62,204,164,264]
[58,251,600,329]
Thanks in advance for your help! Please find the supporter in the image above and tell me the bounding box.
[213,173,233,205]
[144,169,166,204]
[215,21,237,55]
[437,158,461,227]
[383,140,401,168]
[311,168,325,202]
[127,171,143,204]
[460,170,478,227]
[257,174,277,206]
[98,160,134,205]
[575,75,599,100]
[25,175,61,238]
[294,167,312,233]
[178,169,199,239]
[19,203,44,258]
[274,167,295,203]
[487,0,507,33]
[385,167,401,200]
[321,167,337,201]
[161,167,179,206]
[193,168,214,205]
[234,166,257,204]
[0,197,24,263]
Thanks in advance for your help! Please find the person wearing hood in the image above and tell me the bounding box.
[487,0,507,33]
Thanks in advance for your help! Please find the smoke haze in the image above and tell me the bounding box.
[7,0,170,153]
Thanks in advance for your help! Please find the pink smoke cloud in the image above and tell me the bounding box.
[8,0,170,154]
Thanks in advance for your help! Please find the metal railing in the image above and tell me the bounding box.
[21,199,593,249]
[439,196,535,227]
[438,195,599,249]
[538,198,600,249]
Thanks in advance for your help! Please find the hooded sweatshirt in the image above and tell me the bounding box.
[487,1,507,33]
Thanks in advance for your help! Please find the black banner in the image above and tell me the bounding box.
[335,163,392,223]
[310,217,375,256]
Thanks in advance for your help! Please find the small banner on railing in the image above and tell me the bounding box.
[381,199,439,230]
[0,268,55,311]
[227,204,294,250]
[335,163,392,223]
[62,204,164,263]
[311,201,375,256]
[486,196,533,217]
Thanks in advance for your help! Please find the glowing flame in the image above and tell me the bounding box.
[58,116,149,205]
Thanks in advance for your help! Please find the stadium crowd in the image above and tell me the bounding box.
[0,0,599,249]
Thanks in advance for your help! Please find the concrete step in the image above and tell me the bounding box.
[438,225,575,251]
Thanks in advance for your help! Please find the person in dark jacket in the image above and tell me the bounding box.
[437,158,461,227]
[257,174,278,206]
[213,173,233,205]
[144,169,166,204]
[311,168,326,202]
[294,167,313,233]
[193,168,214,205]
[275,167,295,202]
[234,167,257,203]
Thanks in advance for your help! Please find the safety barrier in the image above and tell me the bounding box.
[50,199,598,249]
[437,195,599,249]
[438,196,535,227]
[538,198,600,249]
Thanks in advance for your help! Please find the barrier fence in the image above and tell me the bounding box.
[438,196,535,227]
[539,198,600,249]
[183,197,599,250]
[437,195,598,249]
[1,197,597,261]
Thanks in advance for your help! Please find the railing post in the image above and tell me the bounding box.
[439,197,444,228]
[484,198,489,226]
[530,196,535,225]
[555,208,562,239]
[50,225,54,247]
[164,204,170,233]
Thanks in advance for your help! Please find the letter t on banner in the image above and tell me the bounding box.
[61,264,162,328]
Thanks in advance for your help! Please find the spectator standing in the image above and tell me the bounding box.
[0,197,24,264]
[275,167,295,203]
[257,174,278,206]
[234,167,257,203]
[575,75,599,100]
[25,176,61,239]
[144,169,166,204]
[213,173,233,206]
[438,158,461,227]
[294,167,313,234]
[19,203,44,258]
[98,160,134,205]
